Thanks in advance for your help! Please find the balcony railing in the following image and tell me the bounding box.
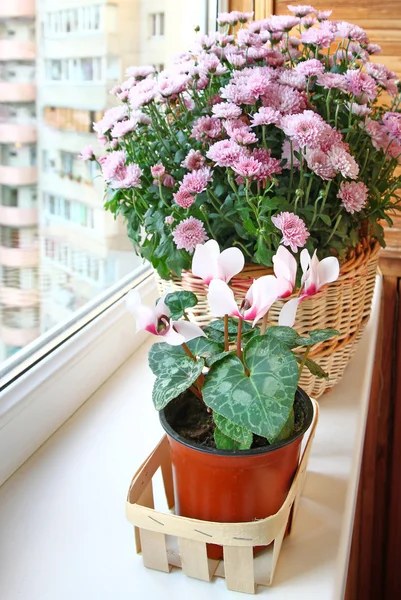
[0,0,35,18]
[0,40,35,61]
[0,123,36,144]
[0,82,35,103]
[0,166,37,186]
[0,287,39,307]
[0,246,39,267]
[0,206,38,227]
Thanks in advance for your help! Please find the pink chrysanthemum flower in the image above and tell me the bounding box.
[337,181,368,213]
[162,174,175,188]
[151,164,166,179]
[287,4,315,17]
[366,64,399,96]
[336,21,368,43]
[316,73,347,91]
[102,151,142,189]
[191,116,223,141]
[125,66,155,79]
[206,139,248,167]
[383,112,401,141]
[305,149,336,180]
[316,10,332,20]
[367,43,382,55]
[346,103,372,117]
[251,106,282,127]
[128,79,158,109]
[212,102,242,120]
[328,146,359,179]
[110,118,138,138]
[271,212,310,253]
[302,16,318,28]
[252,148,282,179]
[345,70,377,102]
[363,118,388,151]
[301,24,336,47]
[279,70,306,90]
[78,145,94,161]
[226,53,247,68]
[281,139,301,169]
[180,167,213,194]
[181,150,206,171]
[280,110,326,148]
[232,156,262,178]
[165,216,175,225]
[173,217,208,252]
[262,83,307,115]
[93,106,128,135]
[295,59,325,77]
[173,190,196,209]
[268,15,300,31]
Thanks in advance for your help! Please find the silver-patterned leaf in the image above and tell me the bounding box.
[152,357,205,410]
[202,335,299,442]
[213,412,253,447]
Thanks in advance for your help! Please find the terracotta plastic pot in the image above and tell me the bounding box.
[159,388,313,559]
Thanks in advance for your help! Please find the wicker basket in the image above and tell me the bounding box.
[156,239,380,398]
[126,400,319,594]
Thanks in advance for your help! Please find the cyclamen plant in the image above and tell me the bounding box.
[128,241,339,449]
[81,6,401,279]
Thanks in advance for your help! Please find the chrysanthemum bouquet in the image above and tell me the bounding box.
[82,5,401,279]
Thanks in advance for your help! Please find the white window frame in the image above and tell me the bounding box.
[0,267,156,485]
[0,0,221,487]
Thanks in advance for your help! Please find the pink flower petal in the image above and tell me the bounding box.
[278,298,300,327]
[192,240,220,283]
[173,320,206,342]
[317,257,340,288]
[162,327,186,346]
[207,279,240,318]
[218,247,245,283]
[273,245,297,289]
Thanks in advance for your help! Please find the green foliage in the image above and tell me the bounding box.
[295,355,329,379]
[213,412,253,448]
[264,326,339,349]
[202,335,299,442]
[164,291,197,320]
[272,409,295,443]
[214,427,252,450]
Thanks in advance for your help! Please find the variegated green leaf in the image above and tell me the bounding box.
[213,412,253,447]
[152,357,205,410]
[203,335,298,442]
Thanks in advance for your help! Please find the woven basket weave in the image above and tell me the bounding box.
[155,239,380,398]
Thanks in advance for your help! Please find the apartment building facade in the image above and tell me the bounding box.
[0,0,39,361]
[0,0,210,362]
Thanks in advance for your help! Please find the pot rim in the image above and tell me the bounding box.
[159,387,314,457]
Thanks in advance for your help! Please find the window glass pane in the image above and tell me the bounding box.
[0,1,209,372]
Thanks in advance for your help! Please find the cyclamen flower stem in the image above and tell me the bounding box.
[298,346,311,377]
[260,313,268,335]
[237,319,242,360]
[182,343,196,361]
[224,314,229,352]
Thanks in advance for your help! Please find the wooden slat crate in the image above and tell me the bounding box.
[126,400,319,594]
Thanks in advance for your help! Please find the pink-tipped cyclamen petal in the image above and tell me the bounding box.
[218,247,245,282]
[207,279,240,318]
[243,275,279,326]
[192,240,220,283]
[278,297,300,327]
[317,257,340,287]
[162,327,186,346]
[272,246,297,297]
[155,294,171,319]
[173,320,206,342]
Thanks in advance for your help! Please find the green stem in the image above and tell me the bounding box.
[298,346,311,377]
[237,319,242,360]
[326,214,342,244]
[287,140,294,204]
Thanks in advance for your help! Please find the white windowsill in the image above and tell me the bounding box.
[0,278,381,599]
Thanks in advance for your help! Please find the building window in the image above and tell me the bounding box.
[3,267,21,287]
[45,58,102,82]
[149,13,165,37]
[44,5,102,37]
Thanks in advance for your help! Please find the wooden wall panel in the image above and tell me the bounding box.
[275,1,401,74]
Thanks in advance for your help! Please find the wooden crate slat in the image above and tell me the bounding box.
[177,537,211,581]
[126,400,319,593]
[139,529,170,573]
[134,481,155,554]
[223,546,255,594]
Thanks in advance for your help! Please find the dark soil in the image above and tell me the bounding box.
[164,390,306,450]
